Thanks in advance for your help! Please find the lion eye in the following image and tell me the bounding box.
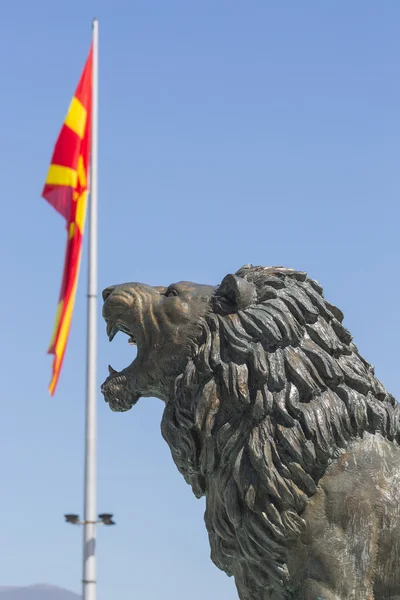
[165,288,179,297]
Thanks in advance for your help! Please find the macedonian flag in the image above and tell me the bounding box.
[42,45,93,395]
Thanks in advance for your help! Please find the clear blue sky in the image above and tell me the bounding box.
[1,1,399,598]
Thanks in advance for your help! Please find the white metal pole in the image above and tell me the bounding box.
[83,18,99,600]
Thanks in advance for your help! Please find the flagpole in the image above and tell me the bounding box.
[83,17,99,600]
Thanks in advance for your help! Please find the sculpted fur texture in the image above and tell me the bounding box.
[101,265,400,600]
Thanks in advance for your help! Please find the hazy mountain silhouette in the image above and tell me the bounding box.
[0,585,80,600]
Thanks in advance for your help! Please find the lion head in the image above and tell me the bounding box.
[101,280,217,410]
[101,265,399,598]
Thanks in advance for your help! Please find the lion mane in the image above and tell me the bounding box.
[160,265,399,598]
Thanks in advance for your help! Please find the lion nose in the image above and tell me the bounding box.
[102,286,116,302]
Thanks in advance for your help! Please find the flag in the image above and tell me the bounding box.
[42,45,93,395]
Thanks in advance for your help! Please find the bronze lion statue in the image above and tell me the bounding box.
[101,265,400,600]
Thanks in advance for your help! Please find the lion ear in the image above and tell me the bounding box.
[214,274,257,313]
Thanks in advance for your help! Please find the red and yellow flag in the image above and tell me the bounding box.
[42,45,93,395]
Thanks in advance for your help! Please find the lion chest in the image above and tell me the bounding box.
[287,433,400,595]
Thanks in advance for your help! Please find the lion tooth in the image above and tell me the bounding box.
[106,322,115,339]
[128,337,137,346]
[108,365,118,375]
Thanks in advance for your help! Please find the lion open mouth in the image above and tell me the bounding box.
[101,319,140,412]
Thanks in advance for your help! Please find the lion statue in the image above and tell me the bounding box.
[101,265,400,600]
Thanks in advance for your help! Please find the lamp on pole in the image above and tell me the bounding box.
[64,513,116,526]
